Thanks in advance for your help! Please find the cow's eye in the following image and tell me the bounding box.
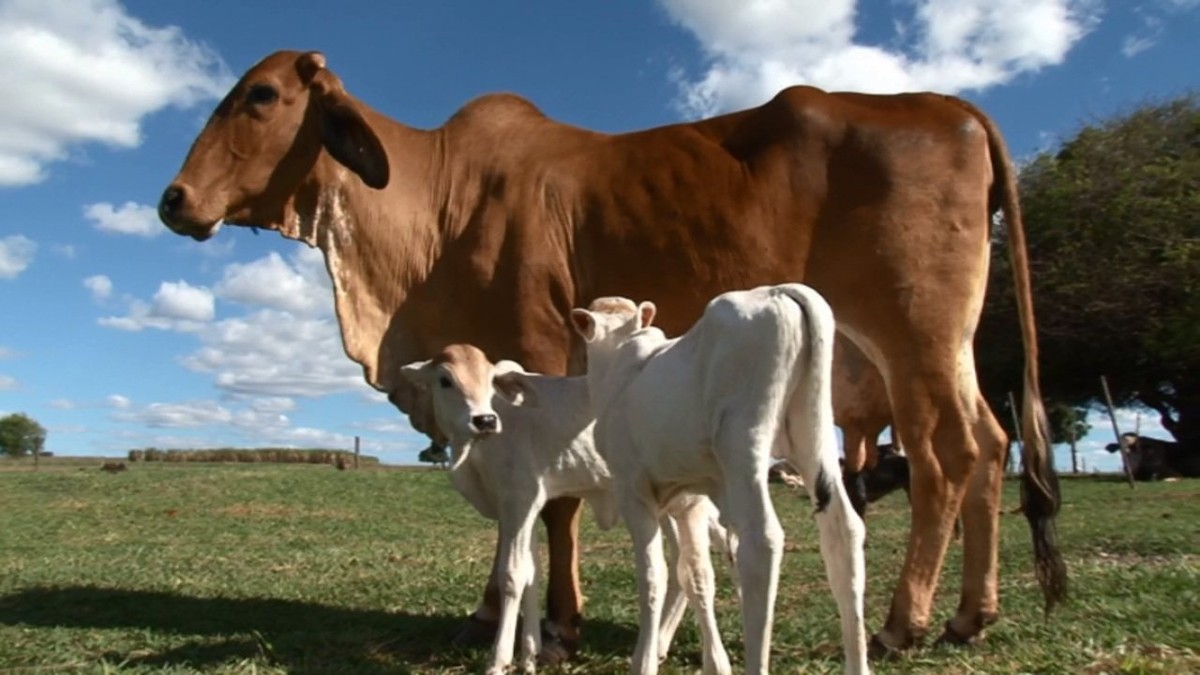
[246,83,278,106]
[438,375,453,389]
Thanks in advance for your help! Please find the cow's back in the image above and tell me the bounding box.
[568,87,995,343]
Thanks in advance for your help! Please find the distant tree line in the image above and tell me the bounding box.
[128,447,379,466]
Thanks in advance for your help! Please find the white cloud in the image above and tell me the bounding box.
[356,416,414,435]
[103,393,404,454]
[0,0,232,186]
[84,201,161,237]
[0,346,14,360]
[51,243,77,259]
[83,274,113,301]
[181,309,368,397]
[214,249,332,317]
[660,0,1101,116]
[99,279,214,331]
[113,399,232,428]
[106,394,131,409]
[153,280,214,322]
[49,398,75,410]
[0,235,37,279]
[0,374,16,391]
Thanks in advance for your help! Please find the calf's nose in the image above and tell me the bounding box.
[471,414,499,434]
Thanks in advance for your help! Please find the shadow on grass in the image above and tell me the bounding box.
[0,585,632,673]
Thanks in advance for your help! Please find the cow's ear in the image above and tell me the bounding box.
[309,70,390,190]
[637,301,657,329]
[570,309,597,341]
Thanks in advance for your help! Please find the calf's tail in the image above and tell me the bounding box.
[771,283,841,511]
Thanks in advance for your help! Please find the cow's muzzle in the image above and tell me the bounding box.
[158,183,220,241]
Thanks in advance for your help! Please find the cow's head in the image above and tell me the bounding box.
[158,50,389,241]
[570,296,656,345]
[399,344,535,445]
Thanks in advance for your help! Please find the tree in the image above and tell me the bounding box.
[0,413,47,458]
[978,92,1200,455]
[1047,403,1091,473]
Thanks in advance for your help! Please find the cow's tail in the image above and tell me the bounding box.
[772,283,842,515]
[961,99,1067,612]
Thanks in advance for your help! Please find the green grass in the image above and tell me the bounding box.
[0,461,1197,673]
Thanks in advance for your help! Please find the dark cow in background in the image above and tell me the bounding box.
[860,444,911,505]
[1107,433,1200,481]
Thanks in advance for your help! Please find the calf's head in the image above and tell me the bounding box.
[158,50,389,241]
[399,345,534,444]
[570,296,657,346]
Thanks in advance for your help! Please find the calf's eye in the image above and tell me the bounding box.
[438,375,453,389]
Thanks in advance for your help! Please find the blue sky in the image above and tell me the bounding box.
[0,0,1196,467]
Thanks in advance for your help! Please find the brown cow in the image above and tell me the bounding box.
[158,50,1065,656]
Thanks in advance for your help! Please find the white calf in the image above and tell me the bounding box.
[570,284,869,675]
[400,344,736,675]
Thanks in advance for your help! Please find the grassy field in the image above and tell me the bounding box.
[0,459,1196,674]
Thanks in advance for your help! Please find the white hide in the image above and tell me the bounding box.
[572,283,869,675]
[401,352,736,675]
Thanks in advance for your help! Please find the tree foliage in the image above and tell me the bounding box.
[1047,403,1091,446]
[978,92,1200,450]
[0,413,47,458]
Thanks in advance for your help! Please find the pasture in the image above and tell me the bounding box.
[0,460,1196,673]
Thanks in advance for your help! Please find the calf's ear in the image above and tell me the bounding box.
[494,369,537,407]
[570,309,597,341]
[637,301,657,329]
[399,360,433,389]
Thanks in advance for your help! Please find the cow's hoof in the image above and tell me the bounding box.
[536,620,580,666]
[450,613,498,649]
[933,621,981,648]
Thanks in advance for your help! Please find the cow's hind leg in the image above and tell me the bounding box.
[872,354,980,655]
[539,496,584,662]
[939,391,1007,645]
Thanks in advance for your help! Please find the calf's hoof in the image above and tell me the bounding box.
[867,635,900,661]
[450,613,498,649]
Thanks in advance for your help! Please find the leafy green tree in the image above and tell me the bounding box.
[0,413,47,458]
[978,92,1200,454]
[1047,403,1091,473]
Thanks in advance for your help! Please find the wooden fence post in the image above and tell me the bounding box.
[354,436,361,470]
[1100,375,1136,488]
[1007,391,1023,475]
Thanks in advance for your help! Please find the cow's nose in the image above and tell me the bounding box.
[158,184,188,222]
[471,414,498,433]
